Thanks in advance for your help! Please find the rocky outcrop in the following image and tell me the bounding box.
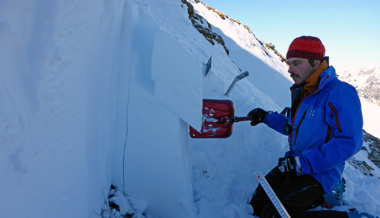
[181,0,229,55]
[348,130,380,177]
[363,130,380,168]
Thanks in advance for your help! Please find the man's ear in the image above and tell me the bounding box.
[313,60,321,70]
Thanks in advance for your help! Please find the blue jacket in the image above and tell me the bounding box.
[264,66,363,193]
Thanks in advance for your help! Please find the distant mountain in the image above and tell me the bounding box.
[339,67,380,104]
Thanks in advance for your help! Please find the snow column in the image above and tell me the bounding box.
[122,15,202,218]
[0,0,126,217]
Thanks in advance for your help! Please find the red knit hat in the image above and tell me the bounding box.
[286,36,325,60]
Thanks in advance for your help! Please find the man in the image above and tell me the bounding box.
[248,36,363,217]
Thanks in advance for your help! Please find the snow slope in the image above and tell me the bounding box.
[1,0,380,217]
[361,97,380,139]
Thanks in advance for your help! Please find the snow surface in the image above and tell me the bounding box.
[361,97,380,139]
[1,0,379,217]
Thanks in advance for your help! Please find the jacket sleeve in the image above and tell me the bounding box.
[263,111,290,135]
[298,84,363,175]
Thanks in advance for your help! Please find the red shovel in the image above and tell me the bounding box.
[189,99,252,138]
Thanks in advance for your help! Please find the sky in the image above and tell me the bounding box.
[200,0,380,72]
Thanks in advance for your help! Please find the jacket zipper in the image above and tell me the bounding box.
[293,108,309,145]
[290,98,305,146]
[328,102,342,133]
[324,126,331,143]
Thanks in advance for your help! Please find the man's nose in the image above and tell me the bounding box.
[288,66,294,74]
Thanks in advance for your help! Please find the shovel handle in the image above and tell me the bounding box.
[221,116,252,124]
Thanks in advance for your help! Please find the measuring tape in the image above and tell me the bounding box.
[255,171,291,218]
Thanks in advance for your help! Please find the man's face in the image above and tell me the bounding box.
[287,58,319,85]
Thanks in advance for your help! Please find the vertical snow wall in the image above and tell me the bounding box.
[1,0,201,217]
[119,1,202,217]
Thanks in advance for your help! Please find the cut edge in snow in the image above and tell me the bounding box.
[101,185,147,218]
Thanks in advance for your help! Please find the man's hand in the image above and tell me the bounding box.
[247,108,267,126]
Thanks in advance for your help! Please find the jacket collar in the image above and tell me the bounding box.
[303,59,329,96]
[290,59,333,96]
[289,59,335,119]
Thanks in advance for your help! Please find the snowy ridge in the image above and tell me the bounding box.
[1,0,380,217]
[191,0,293,109]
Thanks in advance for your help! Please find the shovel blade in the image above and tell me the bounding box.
[189,99,235,138]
